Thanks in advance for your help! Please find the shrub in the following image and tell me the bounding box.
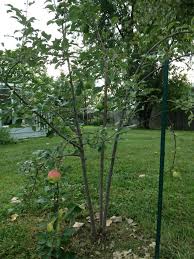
[0,127,15,144]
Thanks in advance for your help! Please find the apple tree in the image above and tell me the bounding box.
[0,0,193,238]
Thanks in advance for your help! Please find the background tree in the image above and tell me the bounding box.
[91,0,194,128]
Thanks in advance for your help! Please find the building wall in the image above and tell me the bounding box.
[9,127,47,139]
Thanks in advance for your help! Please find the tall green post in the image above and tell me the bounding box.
[155,60,169,259]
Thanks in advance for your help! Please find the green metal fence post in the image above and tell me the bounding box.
[155,59,169,259]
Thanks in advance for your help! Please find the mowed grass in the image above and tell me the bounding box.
[0,128,194,258]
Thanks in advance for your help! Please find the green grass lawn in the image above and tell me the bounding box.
[0,128,194,258]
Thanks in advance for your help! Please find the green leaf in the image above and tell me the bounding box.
[69,6,80,21]
[63,251,76,259]
[42,31,52,41]
[45,4,55,12]
[63,227,77,243]
[64,204,82,221]
[29,1,35,6]
[32,125,36,131]
[47,20,55,26]
[76,80,84,95]
[111,16,119,25]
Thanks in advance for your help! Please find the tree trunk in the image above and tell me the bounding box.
[102,109,125,229]
[99,56,109,228]
[67,58,97,237]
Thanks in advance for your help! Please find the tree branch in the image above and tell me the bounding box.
[135,30,193,76]
[4,80,79,148]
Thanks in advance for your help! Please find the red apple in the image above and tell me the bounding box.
[48,169,61,183]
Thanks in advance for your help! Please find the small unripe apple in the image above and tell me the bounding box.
[47,222,54,232]
[48,169,61,183]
